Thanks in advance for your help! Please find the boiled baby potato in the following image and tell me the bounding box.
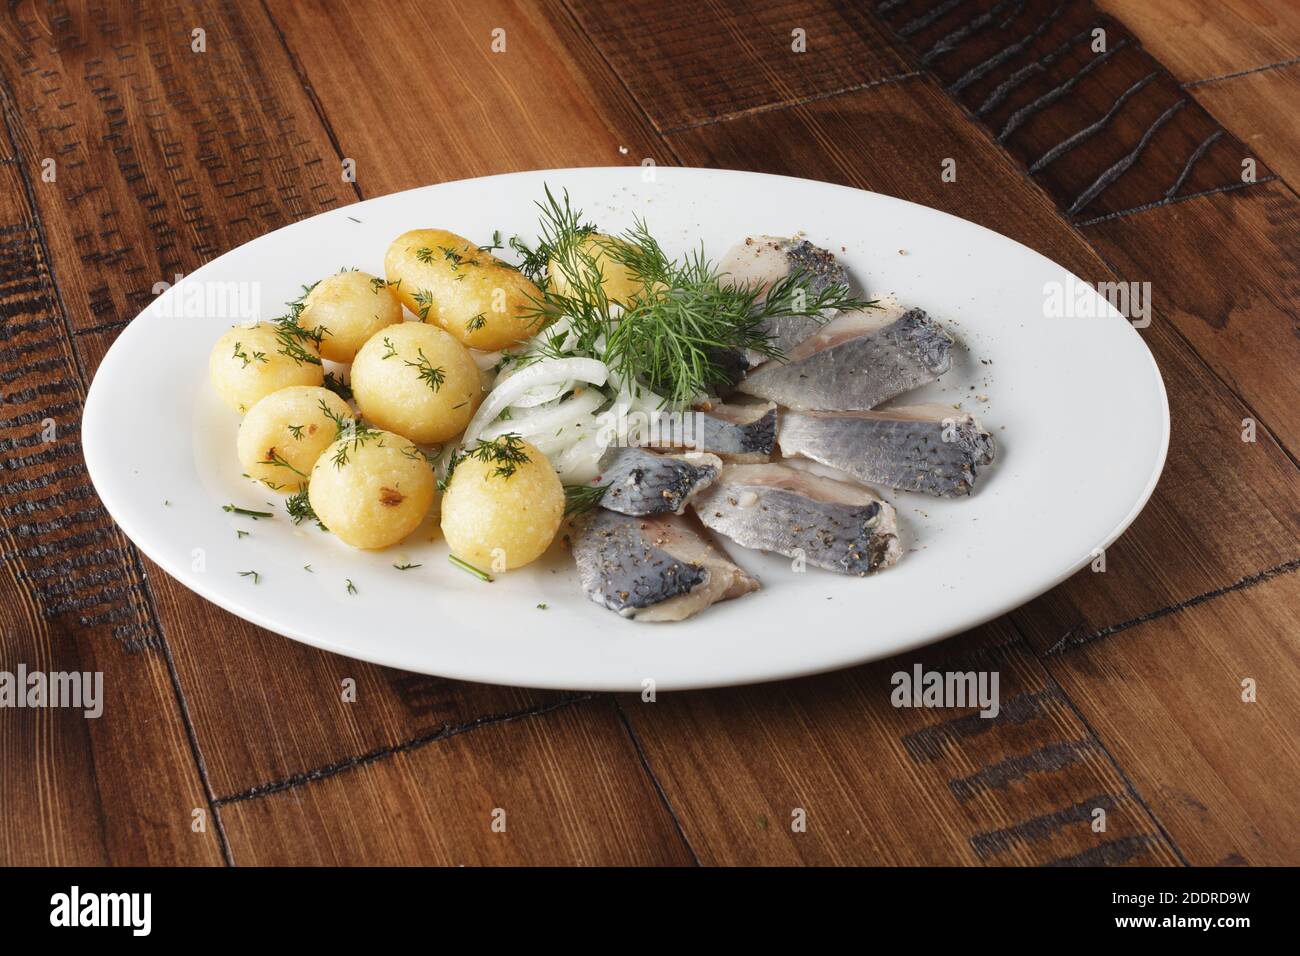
[296,270,403,363]
[308,428,435,549]
[384,228,542,351]
[209,323,323,413]
[236,386,351,492]
[549,233,642,304]
[351,323,483,444]
[440,436,564,572]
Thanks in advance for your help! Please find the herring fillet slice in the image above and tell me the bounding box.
[779,405,996,497]
[691,463,901,576]
[572,510,760,621]
[718,235,854,364]
[737,307,953,411]
[640,402,778,463]
[596,447,722,516]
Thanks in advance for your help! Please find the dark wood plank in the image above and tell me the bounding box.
[1096,0,1300,84]
[1082,182,1300,460]
[0,0,564,805]
[1039,569,1300,865]
[0,86,222,866]
[565,0,912,131]
[621,623,1181,865]
[873,0,1276,222]
[653,77,1300,859]
[219,698,695,865]
[266,0,664,194]
[1191,64,1300,191]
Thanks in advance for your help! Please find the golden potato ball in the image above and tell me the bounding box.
[440,437,564,572]
[308,429,435,549]
[384,228,543,351]
[548,233,643,304]
[236,386,351,492]
[296,270,403,363]
[209,323,323,413]
[351,322,483,445]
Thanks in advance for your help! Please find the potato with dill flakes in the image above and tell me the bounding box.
[237,386,351,492]
[549,233,642,304]
[308,427,435,549]
[384,228,542,351]
[296,270,403,363]
[351,323,483,444]
[209,323,323,413]
[440,436,564,572]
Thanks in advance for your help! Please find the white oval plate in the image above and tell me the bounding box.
[84,167,1167,691]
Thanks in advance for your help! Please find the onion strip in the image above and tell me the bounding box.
[462,357,608,447]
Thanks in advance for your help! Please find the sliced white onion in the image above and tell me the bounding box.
[479,388,606,441]
[554,431,607,485]
[463,357,608,447]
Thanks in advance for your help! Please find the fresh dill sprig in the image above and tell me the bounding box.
[412,288,434,321]
[232,341,268,368]
[462,433,530,480]
[323,371,353,401]
[563,482,609,517]
[345,579,357,595]
[237,570,260,584]
[448,554,493,582]
[382,338,445,391]
[393,561,422,571]
[258,448,310,480]
[286,488,328,531]
[477,230,504,253]
[287,424,306,440]
[223,504,273,519]
[414,247,436,264]
[369,275,391,293]
[466,313,487,333]
[317,398,380,469]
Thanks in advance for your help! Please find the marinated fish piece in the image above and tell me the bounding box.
[737,305,953,411]
[573,509,760,621]
[719,235,854,363]
[641,401,778,463]
[779,405,995,497]
[597,447,722,516]
[692,463,901,576]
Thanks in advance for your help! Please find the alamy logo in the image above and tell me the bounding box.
[153,273,260,321]
[1042,275,1151,327]
[50,886,151,936]
[0,666,103,718]
[890,664,1000,718]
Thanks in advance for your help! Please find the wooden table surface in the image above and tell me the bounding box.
[1,0,1297,867]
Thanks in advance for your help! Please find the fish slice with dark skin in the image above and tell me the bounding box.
[779,405,996,497]
[639,401,778,463]
[572,509,760,621]
[718,235,854,365]
[737,303,953,411]
[596,447,722,516]
[691,463,901,576]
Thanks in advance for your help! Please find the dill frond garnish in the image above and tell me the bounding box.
[237,570,260,583]
[478,230,504,253]
[258,448,310,480]
[414,247,435,264]
[520,188,873,404]
[232,341,268,368]
[323,371,353,401]
[287,424,306,440]
[462,433,530,480]
[393,562,422,571]
[466,313,487,332]
[563,482,609,517]
[223,504,273,519]
[412,288,434,321]
[369,275,390,293]
[448,554,493,582]
[286,488,328,531]
[345,579,357,595]
[316,398,380,469]
[382,338,445,392]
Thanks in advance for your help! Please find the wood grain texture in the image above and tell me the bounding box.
[565,0,913,131]
[1191,65,1300,191]
[873,0,1275,222]
[0,0,581,821]
[620,623,1181,865]
[219,697,695,865]
[266,0,664,196]
[1096,0,1300,84]
[1082,182,1300,461]
[1040,570,1300,865]
[0,71,222,866]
